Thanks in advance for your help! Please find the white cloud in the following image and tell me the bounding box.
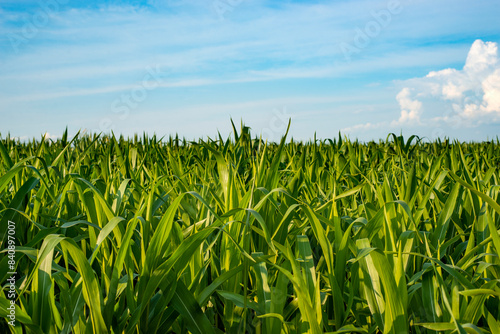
[395,39,500,127]
[392,87,422,125]
[10,132,60,142]
[341,121,386,133]
[43,132,60,141]
[481,69,500,112]
[464,40,498,72]
[342,40,500,135]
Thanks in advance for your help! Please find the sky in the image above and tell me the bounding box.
[0,0,499,142]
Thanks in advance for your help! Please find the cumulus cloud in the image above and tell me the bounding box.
[392,87,423,125]
[394,40,500,127]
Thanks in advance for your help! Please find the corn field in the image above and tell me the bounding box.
[1,124,499,334]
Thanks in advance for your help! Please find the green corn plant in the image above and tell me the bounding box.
[0,126,499,333]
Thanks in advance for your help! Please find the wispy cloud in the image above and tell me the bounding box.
[341,121,386,133]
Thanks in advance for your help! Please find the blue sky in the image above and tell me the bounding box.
[0,0,499,141]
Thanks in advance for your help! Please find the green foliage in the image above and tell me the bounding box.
[0,128,499,333]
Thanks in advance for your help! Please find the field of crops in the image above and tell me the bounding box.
[1,124,499,334]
